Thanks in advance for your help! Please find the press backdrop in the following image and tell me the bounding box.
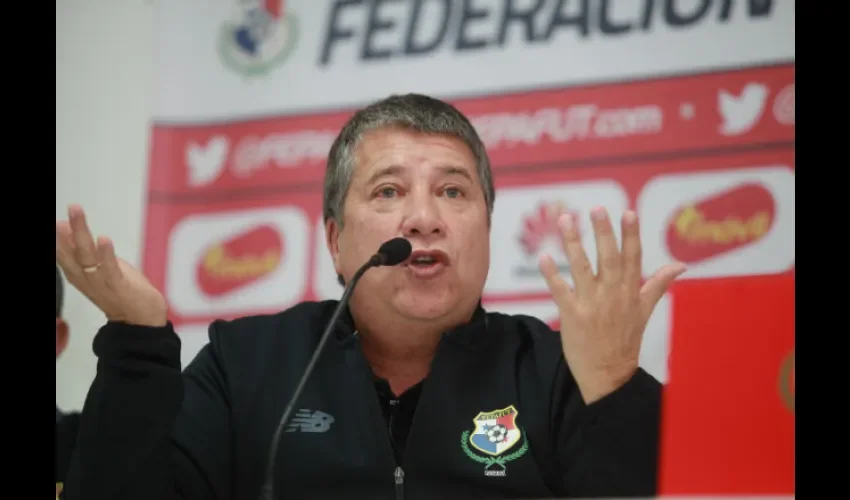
[56,0,795,495]
[143,0,794,377]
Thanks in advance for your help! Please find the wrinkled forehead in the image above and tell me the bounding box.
[351,127,478,182]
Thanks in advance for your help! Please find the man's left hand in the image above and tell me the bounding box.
[539,207,686,404]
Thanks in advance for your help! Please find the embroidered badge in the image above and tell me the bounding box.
[460,405,529,477]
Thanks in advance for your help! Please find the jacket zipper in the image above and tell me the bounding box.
[394,466,405,500]
[353,333,407,499]
[353,332,449,500]
[388,401,405,499]
[386,336,447,500]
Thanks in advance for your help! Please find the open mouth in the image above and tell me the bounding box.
[405,249,449,277]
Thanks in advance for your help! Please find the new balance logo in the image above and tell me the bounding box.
[285,409,335,433]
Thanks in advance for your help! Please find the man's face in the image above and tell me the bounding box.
[326,127,491,323]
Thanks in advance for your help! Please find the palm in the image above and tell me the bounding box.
[538,207,685,403]
[56,205,168,327]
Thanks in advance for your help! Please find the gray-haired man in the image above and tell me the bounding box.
[56,93,684,500]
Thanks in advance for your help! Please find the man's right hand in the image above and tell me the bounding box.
[56,204,168,327]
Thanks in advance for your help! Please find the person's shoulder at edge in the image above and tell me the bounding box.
[56,407,81,421]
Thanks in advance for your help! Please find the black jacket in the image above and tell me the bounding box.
[56,409,80,484]
[62,300,662,500]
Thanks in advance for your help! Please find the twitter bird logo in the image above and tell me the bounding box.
[186,136,230,187]
[717,82,769,136]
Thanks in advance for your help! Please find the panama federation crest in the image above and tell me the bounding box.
[460,405,529,477]
[218,0,298,76]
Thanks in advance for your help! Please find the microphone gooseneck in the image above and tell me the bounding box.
[259,237,412,500]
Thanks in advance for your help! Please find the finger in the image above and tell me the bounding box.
[68,205,99,268]
[538,253,574,308]
[56,221,76,254]
[57,222,104,306]
[590,206,621,285]
[621,210,642,294]
[558,212,595,294]
[96,236,124,285]
[640,262,687,316]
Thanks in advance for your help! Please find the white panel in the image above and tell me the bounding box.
[152,0,796,122]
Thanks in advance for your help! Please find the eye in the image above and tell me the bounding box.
[376,186,399,199]
[443,186,464,199]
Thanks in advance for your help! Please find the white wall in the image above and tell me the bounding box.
[56,0,155,412]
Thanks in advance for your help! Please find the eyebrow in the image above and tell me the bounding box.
[366,165,474,185]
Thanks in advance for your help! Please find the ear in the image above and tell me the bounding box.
[56,318,69,359]
[325,217,343,275]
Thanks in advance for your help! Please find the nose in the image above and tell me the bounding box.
[400,189,446,239]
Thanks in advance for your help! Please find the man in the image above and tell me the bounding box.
[55,93,685,500]
[56,265,80,491]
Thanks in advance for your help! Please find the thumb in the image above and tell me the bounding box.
[640,262,687,313]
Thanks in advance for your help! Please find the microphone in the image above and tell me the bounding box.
[259,237,413,499]
[366,237,413,267]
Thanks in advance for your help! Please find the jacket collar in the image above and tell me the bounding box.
[330,299,489,348]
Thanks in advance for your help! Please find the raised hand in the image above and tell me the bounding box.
[55,204,168,327]
[539,207,686,404]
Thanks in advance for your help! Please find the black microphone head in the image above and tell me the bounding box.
[376,237,412,266]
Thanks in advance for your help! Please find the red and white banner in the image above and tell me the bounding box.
[660,273,795,494]
[145,0,794,494]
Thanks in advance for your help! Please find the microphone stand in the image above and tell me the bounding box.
[258,253,385,500]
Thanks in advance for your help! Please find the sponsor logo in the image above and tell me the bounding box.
[516,201,580,277]
[285,409,335,433]
[218,0,298,76]
[665,183,775,264]
[717,82,769,136]
[319,0,775,65]
[487,181,628,294]
[778,348,794,413]
[196,224,283,297]
[637,166,794,279]
[461,405,528,477]
[166,207,309,318]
